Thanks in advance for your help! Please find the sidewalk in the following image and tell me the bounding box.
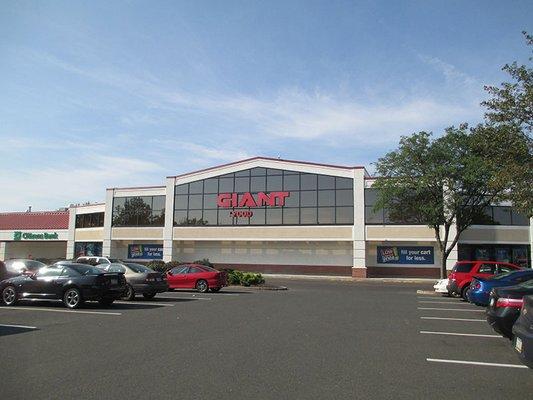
[262,273,438,284]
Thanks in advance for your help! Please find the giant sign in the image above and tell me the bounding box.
[217,192,290,218]
[128,244,163,260]
[377,246,434,265]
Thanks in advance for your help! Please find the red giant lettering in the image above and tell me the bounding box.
[217,192,290,208]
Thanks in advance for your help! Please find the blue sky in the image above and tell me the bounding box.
[0,0,531,211]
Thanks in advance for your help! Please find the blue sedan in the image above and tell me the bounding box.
[467,270,533,306]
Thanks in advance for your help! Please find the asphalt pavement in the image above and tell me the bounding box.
[1,278,532,399]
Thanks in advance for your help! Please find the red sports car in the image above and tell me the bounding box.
[166,264,227,293]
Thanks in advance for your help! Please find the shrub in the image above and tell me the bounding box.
[165,260,183,270]
[146,260,167,273]
[223,269,264,286]
[193,258,214,267]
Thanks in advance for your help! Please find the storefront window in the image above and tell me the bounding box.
[458,244,531,268]
[173,168,354,226]
[75,242,102,257]
[75,212,104,228]
[112,196,165,227]
[364,189,424,225]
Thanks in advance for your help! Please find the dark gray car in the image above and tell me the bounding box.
[0,259,47,281]
[101,263,168,300]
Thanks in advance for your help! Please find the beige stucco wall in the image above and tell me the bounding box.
[172,226,353,241]
[111,227,164,240]
[74,228,104,241]
[171,240,353,266]
[366,226,436,241]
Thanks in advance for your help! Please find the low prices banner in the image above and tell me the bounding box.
[128,244,163,260]
[377,246,434,265]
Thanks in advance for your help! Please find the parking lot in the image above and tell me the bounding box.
[1,278,532,400]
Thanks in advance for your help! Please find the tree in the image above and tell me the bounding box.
[481,31,533,217]
[373,127,518,278]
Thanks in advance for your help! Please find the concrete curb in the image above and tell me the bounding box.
[227,284,288,291]
[262,273,438,284]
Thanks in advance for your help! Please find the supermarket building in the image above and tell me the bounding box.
[0,157,531,278]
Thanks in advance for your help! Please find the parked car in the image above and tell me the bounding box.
[467,269,533,306]
[99,263,168,300]
[433,278,449,295]
[76,256,122,266]
[166,263,228,293]
[486,280,533,339]
[0,259,47,281]
[446,261,522,300]
[512,295,533,368]
[0,263,126,309]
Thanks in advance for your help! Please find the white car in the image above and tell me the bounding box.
[433,278,449,295]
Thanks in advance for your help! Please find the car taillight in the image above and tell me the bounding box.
[496,298,523,308]
[473,282,481,290]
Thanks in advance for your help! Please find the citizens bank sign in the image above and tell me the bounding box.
[13,231,59,241]
[217,192,290,218]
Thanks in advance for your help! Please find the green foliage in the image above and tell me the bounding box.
[146,260,167,273]
[193,258,214,267]
[165,260,183,270]
[223,269,264,286]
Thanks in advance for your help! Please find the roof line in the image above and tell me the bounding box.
[106,185,166,190]
[167,156,366,179]
[0,210,69,216]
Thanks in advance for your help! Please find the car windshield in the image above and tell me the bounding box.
[452,263,474,273]
[199,265,217,272]
[108,258,121,263]
[125,263,152,273]
[6,259,46,272]
[68,264,103,275]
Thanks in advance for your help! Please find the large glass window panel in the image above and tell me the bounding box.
[266,175,282,191]
[301,208,317,224]
[300,174,317,190]
[250,176,266,192]
[250,208,266,225]
[203,194,218,209]
[493,207,512,225]
[284,192,299,207]
[250,168,266,176]
[151,210,165,226]
[300,191,317,207]
[318,190,335,206]
[318,207,335,224]
[174,195,188,210]
[113,197,126,208]
[175,184,188,195]
[364,189,378,205]
[235,170,250,177]
[318,175,335,190]
[187,209,203,224]
[283,174,299,191]
[203,210,218,225]
[188,181,203,194]
[283,208,299,224]
[336,207,354,224]
[152,196,166,211]
[174,211,188,225]
[235,177,250,192]
[336,177,353,189]
[188,194,203,209]
[267,168,282,175]
[218,209,233,225]
[365,206,384,224]
[266,208,282,225]
[219,177,234,192]
[204,178,218,193]
[512,210,529,226]
[336,189,353,206]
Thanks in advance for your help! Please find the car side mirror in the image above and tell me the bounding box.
[167,271,173,276]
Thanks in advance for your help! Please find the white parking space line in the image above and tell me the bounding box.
[0,323,38,329]
[0,307,121,316]
[421,317,485,322]
[116,301,175,307]
[167,292,241,296]
[418,307,485,312]
[427,358,528,369]
[156,296,212,301]
[420,331,501,338]
[417,297,456,301]
[418,301,474,305]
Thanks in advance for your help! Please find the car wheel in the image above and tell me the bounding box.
[63,288,83,309]
[2,285,18,306]
[122,284,135,301]
[142,292,156,300]
[98,298,115,306]
[196,279,209,293]
[461,285,470,301]
[210,287,221,293]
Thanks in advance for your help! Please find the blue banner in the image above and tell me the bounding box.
[377,246,434,265]
[128,244,163,260]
